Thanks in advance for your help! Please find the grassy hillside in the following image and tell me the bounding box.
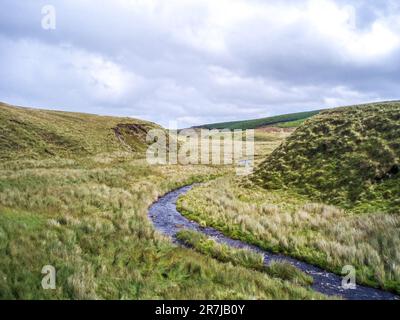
[197,110,321,130]
[253,102,400,213]
[0,102,324,300]
[0,102,159,160]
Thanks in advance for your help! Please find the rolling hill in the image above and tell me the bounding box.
[196,110,321,130]
[0,102,160,160]
[252,101,400,213]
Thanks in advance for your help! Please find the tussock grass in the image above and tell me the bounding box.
[178,177,400,293]
[176,230,265,271]
[253,102,400,213]
[176,230,313,287]
[266,261,313,286]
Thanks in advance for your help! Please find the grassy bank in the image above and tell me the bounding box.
[177,176,400,294]
[176,230,314,287]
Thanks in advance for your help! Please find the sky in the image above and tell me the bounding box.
[1,0,400,127]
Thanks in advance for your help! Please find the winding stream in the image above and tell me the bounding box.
[148,184,399,300]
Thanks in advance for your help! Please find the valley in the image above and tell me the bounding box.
[1,101,399,299]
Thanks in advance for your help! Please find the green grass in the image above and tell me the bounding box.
[253,102,400,213]
[176,230,314,287]
[276,119,308,128]
[176,230,266,271]
[0,102,324,300]
[178,177,400,294]
[266,261,314,287]
[0,102,161,160]
[197,110,321,130]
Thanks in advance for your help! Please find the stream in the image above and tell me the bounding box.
[148,184,399,300]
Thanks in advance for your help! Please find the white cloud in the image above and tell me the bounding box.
[0,37,145,110]
[303,0,400,61]
[0,0,400,127]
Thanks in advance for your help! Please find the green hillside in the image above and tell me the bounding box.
[253,102,400,213]
[0,102,159,160]
[197,110,321,130]
[0,102,322,300]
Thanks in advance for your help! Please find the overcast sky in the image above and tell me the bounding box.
[1,0,400,127]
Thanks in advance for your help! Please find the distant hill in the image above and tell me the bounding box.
[196,110,321,130]
[0,102,161,160]
[252,101,400,213]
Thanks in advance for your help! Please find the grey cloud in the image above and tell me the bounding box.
[0,0,399,128]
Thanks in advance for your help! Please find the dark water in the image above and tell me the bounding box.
[148,185,399,300]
